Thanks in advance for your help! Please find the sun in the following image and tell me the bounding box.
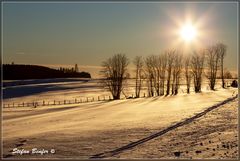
[180,23,197,42]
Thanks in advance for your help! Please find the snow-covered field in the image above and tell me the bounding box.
[2,78,238,159]
[2,78,236,104]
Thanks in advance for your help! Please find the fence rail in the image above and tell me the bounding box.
[2,95,115,108]
[2,92,152,108]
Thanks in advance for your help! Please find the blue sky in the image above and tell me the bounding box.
[3,2,238,71]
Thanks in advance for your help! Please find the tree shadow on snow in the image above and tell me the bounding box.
[3,84,95,99]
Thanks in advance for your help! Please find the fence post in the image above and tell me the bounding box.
[43,101,45,106]
[144,93,145,97]
[92,97,94,102]
[87,97,88,102]
[98,96,100,101]
[75,98,77,103]
[54,100,56,105]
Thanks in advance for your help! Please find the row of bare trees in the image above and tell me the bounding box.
[141,49,205,96]
[100,43,227,100]
[143,50,182,96]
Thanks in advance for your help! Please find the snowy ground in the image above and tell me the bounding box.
[111,97,238,159]
[2,79,238,159]
[2,78,235,104]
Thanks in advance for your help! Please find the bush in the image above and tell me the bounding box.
[231,80,238,88]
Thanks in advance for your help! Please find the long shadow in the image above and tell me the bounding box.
[90,95,237,159]
[3,83,102,99]
[3,78,90,87]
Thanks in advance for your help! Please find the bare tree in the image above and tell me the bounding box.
[159,53,167,95]
[206,45,221,90]
[100,54,129,100]
[133,56,144,98]
[143,54,168,97]
[184,55,192,94]
[171,52,183,95]
[191,50,205,93]
[145,55,155,97]
[151,55,162,96]
[217,43,227,88]
[166,49,176,95]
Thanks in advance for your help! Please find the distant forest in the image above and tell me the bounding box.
[3,64,91,80]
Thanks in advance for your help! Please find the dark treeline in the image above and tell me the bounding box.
[3,64,91,80]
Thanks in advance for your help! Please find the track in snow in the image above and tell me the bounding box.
[90,94,238,159]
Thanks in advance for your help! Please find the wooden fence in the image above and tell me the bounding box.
[2,95,113,108]
[2,92,151,108]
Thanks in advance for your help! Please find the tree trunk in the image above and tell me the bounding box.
[221,59,225,88]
